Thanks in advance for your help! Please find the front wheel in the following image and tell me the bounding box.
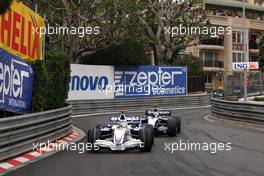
[139,127,153,152]
[87,128,101,152]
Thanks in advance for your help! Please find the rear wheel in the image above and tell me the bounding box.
[167,118,177,137]
[139,127,153,152]
[174,116,181,133]
[145,109,151,116]
[87,128,101,152]
[96,125,101,129]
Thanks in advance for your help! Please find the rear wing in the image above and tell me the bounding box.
[145,109,171,116]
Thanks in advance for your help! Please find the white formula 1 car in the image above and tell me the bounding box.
[87,112,154,152]
[142,107,181,136]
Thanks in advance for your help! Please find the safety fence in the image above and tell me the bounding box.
[211,98,264,123]
[0,105,72,162]
[68,94,211,115]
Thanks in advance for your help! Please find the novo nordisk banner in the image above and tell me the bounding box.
[114,66,187,98]
[0,48,34,113]
[68,64,114,100]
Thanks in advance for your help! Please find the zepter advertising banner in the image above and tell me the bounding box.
[0,1,45,61]
[68,64,115,100]
[0,48,34,113]
[114,66,187,98]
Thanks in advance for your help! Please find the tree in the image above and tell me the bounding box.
[80,39,150,66]
[20,0,209,65]
[173,54,203,76]
[27,0,144,63]
[0,0,13,14]
[133,0,209,65]
[259,33,264,72]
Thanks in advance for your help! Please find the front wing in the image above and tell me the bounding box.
[94,139,143,151]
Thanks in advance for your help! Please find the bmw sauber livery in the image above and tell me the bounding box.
[87,112,154,152]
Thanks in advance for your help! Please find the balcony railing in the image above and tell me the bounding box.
[200,38,224,46]
[207,15,264,30]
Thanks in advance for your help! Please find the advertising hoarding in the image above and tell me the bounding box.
[232,62,259,70]
[0,48,34,113]
[68,64,114,100]
[0,1,45,61]
[114,66,187,98]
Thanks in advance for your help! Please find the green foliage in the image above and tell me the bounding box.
[253,97,264,102]
[258,33,264,72]
[173,54,204,76]
[30,50,70,112]
[45,50,71,110]
[30,60,50,112]
[0,0,13,15]
[80,39,150,66]
[173,54,205,92]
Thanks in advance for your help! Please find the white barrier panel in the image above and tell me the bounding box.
[68,64,114,100]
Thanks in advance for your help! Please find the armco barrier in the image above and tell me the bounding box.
[211,98,264,123]
[0,105,72,162]
[68,94,210,115]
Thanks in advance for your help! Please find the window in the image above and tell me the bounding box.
[232,30,245,51]
[254,0,263,5]
[232,52,244,62]
[232,31,243,43]
[200,51,221,67]
[250,54,258,62]
[232,30,243,44]
[249,33,261,49]
[204,74,212,84]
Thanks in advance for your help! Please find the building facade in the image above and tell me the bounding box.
[188,0,264,91]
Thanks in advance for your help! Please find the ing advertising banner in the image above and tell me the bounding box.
[0,1,45,61]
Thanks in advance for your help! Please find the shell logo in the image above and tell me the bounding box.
[0,1,44,61]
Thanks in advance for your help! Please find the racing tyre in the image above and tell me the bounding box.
[87,128,101,152]
[167,118,177,137]
[173,116,181,133]
[139,127,153,152]
[145,109,151,116]
[146,125,154,146]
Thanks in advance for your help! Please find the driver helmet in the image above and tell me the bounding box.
[153,107,159,117]
[119,113,127,128]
